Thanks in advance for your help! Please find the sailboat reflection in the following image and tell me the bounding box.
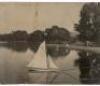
[27,41,77,83]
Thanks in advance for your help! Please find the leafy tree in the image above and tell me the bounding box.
[11,30,28,41]
[93,3,100,43]
[75,3,97,43]
[28,30,44,43]
[45,25,70,44]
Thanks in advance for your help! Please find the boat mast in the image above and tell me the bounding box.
[34,3,39,29]
[44,29,50,69]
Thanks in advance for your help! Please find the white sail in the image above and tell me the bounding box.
[27,41,47,69]
[48,56,58,69]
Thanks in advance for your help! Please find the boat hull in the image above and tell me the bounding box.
[28,67,59,72]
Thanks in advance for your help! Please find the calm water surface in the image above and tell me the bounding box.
[0,43,99,84]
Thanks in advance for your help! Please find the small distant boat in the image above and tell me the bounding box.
[27,41,58,72]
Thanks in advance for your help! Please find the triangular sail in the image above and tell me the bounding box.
[48,56,58,69]
[27,41,47,69]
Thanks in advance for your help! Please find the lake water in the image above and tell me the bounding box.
[0,43,100,84]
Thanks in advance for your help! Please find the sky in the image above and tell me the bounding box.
[0,3,84,34]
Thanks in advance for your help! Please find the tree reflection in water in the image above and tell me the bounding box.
[0,42,70,58]
[0,42,42,53]
[46,44,70,58]
[0,42,28,52]
[75,51,100,84]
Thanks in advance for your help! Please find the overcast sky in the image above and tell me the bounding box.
[0,3,84,33]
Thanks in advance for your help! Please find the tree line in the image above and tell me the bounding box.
[0,26,71,44]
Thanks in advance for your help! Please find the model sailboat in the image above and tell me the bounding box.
[27,41,58,72]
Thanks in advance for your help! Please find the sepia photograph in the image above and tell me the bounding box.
[0,2,99,84]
